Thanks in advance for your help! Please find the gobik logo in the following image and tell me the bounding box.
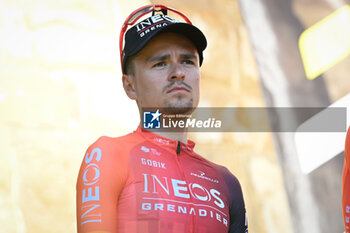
[143,109,162,129]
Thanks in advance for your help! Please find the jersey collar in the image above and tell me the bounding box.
[135,126,195,153]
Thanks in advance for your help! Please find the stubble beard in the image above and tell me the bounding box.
[163,96,195,115]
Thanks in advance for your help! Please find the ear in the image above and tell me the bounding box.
[122,74,137,100]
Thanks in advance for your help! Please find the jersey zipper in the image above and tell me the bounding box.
[175,140,196,233]
[176,140,181,154]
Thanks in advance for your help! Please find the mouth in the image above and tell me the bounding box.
[166,86,190,94]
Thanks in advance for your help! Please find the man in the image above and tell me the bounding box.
[343,127,350,232]
[76,4,248,233]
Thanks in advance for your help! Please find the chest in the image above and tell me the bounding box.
[117,143,231,233]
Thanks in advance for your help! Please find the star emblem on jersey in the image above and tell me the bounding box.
[143,109,162,129]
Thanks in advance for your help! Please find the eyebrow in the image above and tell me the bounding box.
[147,53,198,63]
[179,54,198,60]
[147,54,170,63]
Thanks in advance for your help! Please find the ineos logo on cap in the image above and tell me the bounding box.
[136,14,180,33]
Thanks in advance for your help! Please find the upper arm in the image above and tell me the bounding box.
[345,127,350,167]
[344,128,350,187]
[343,127,350,230]
[221,167,248,233]
[76,137,128,233]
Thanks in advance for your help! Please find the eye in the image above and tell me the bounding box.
[152,62,167,68]
[182,60,195,65]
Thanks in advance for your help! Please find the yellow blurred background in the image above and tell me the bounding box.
[2,0,349,232]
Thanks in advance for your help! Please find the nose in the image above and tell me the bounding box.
[168,62,185,81]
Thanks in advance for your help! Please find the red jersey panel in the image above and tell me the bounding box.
[343,127,350,232]
[76,127,247,233]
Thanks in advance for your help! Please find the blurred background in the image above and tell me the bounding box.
[1,0,349,232]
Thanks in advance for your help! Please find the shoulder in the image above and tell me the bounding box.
[78,131,143,184]
[81,131,146,170]
[206,159,243,193]
[86,131,143,156]
[345,127,350,168]
[215,164,242,190]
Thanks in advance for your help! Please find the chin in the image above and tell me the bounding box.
[166,107,194,114]
[163,99,196,114]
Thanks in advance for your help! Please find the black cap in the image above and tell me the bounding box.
[122,14,207,74]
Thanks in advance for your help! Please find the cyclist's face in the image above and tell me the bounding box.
[124,32,200,113]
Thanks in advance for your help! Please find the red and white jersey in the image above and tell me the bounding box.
[76,127,248,233]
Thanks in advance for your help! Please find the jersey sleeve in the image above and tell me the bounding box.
[76,136,128,233]
[343,127,350,233]
[221,167,248,233]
